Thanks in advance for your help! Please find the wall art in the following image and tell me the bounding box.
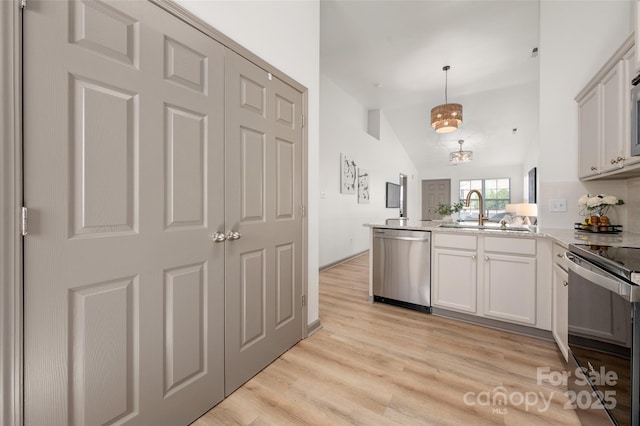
[340,153,357,194]
[358,169,369,203]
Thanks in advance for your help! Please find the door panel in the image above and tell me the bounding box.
[224,51,303,395]
[421,179,451,220]
[24,1,224,424]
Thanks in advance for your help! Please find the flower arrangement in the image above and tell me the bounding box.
[578,194,624,217]
[435,201,464,216]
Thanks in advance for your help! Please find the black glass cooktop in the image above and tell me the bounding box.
[570,244,640,284]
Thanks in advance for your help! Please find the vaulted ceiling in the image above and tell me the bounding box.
[320,0,541,170]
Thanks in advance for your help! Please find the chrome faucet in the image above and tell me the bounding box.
[465,189,489,226]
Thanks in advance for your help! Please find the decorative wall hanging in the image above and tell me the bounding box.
[358,169,370,203]
[340,153,357,194]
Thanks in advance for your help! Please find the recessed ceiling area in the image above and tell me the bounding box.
[320,0,540,169]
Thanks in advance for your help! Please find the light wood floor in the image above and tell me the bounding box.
[193,253,581,425]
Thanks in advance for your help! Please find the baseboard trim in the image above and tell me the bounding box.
[431,307,553,341]
[319,250,368,272]
[306,319,322,337]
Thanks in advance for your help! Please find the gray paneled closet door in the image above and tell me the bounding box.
[23,1,225,424]
[224,50,304,395]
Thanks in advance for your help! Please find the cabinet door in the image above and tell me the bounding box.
[578,87,601,178]
[484,254,536,325]
[432,248,477,313]
[552,264,569,362]
[601,62,625,173]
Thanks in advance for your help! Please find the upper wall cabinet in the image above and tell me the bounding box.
[576,35,640,180]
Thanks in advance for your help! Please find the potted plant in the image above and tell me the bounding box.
[435,201,464,221]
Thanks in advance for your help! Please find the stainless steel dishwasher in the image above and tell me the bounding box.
[372,228,431,312]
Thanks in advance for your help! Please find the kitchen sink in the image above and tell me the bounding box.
[437,222,534,233]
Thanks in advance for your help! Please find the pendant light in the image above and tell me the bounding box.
[450,140,472,163]
[431,65,463,133]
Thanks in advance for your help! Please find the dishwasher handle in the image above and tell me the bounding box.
[374,235,430,242]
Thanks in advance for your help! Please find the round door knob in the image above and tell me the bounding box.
[226,230,242,241]
[212,232,227,243]
[563,281,568,287]
[590,166,597,171]
[617,156,625,163]
[611,159,617,164]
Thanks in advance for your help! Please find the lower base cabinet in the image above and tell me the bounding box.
[484,253,537,325]
[432,248,477,313]
[433,233,546,329]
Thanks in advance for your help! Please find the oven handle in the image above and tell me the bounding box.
[565,252,637,302]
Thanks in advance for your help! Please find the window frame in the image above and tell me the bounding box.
[458,178,511,217]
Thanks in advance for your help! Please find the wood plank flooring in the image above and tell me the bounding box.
[193,253,581,425]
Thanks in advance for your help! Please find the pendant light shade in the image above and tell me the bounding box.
[431,65,463,133]
[450,140,472,163]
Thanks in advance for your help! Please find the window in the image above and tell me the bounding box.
[459,178,511,218]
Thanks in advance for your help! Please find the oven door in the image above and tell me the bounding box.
[566,252,640,426]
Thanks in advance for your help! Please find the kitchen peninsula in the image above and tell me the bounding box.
[366,220,640,361]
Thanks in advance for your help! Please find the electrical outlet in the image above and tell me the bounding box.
[549,199,567,212]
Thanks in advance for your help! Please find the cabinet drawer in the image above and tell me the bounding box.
[553,242,568,271]
[553,242,567,260]
[484,236,536,256]
[433,233,477,250]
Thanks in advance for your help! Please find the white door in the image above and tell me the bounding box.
[223,50,304,394]
[24,1,225,424]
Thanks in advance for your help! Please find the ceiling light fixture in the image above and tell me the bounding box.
[431,65,463,133]
[450,140,472,163]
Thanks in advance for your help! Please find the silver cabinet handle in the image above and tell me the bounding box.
[471,255,476,260]
[590,166,597,171]
[212,232,227,243]
[485,256,490,261]
[226,230,242,241]
[611,159,617,164]
[563,280,568,287]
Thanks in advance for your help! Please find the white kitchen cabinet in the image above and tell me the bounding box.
[432,233,478,314]
[484,253,537,325]
[551,244,569,362]
[433,248,477,313]
[432,233,547,329]
[601,61,625,174]
[577,36,639,180]
[483,236,537,325]
[578,88,601,178]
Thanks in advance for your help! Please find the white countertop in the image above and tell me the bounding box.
[365,220,640,249]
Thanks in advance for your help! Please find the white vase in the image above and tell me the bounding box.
[442,214,453,222]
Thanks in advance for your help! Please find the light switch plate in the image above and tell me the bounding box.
[549,199,567,212]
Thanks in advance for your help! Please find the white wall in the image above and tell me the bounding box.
[538,0,632,227]
[319,75,419,267]
[174,0,321,324]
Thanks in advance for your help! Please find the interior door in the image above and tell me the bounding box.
[224,50,304,394]
[23,1,225,424]
[421,179,451,220]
